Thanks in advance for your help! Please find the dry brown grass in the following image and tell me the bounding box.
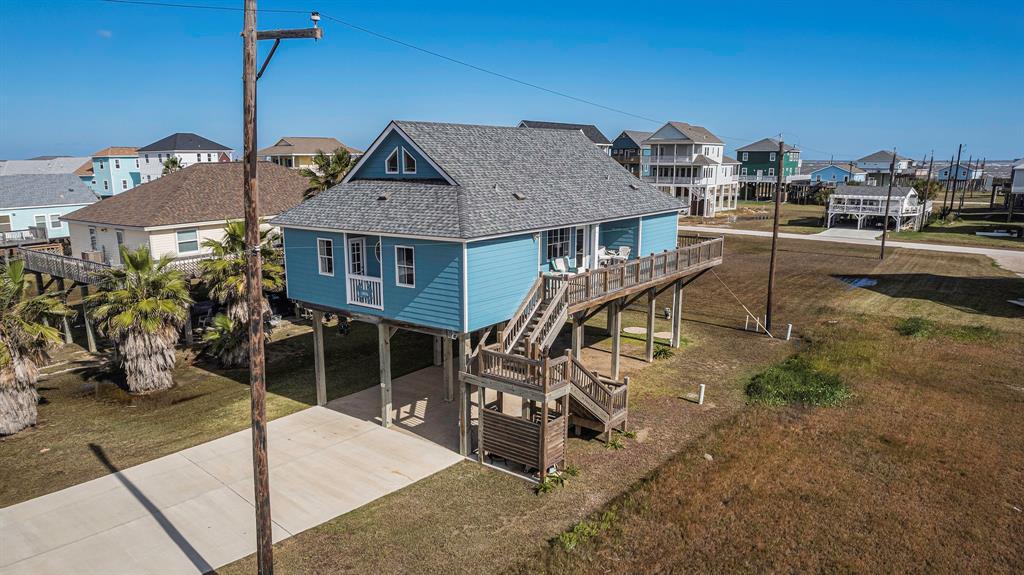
[221,235,1023,574]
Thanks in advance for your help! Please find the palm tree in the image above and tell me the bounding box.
[86,246,192,394]
[162,156,182,175]
[0,260,73,435]
[198,220,284,367]
[201,314,249,369]
[299,147,355,199]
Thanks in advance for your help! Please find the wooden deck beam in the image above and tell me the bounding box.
[378,323,393,428]
[610,299,622,380]
[645,288,656,362]
[312,310,327,406]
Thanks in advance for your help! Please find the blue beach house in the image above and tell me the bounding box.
[274,121,725,474]
[0,173,97,246]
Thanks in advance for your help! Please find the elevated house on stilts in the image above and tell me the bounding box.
[274,121,724,479]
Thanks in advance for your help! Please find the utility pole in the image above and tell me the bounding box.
[948,143,963,216]
[941,153,954,217]
[880,147,897,260]
[921,152,934,231]
[957,154,972,215]
[765,139,785,332]
[242,3,321,573]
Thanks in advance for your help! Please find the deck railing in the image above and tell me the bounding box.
[552,236,724,308]
[17,248,110,284]
[526,281,569,354]
[0,226,48,245]
[346,274,384,310]
[500,276,544,353]
[567,354,627,417]
[478,348,569,394]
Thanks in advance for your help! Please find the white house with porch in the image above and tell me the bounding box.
[827,184,931,230]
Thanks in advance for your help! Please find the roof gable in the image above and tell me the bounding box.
[736,138,799,153]
[612,130,652,149]
[644,121,724,145]
[258,137,362,156]
[347,124,450,184]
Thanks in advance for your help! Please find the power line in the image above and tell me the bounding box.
[97,0,853,157]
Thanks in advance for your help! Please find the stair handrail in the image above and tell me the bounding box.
[526,280,569,354]
[500,276,544,353]
[567,353,621,414]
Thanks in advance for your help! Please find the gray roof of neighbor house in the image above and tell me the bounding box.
[0,174,97,210]
[856,150,911,163]
[518,121,611,146]
[810,163,866,174]
[258,137,363,157]
[274,121,685,239]
[138,133,231,152]
[0,157,92,176]
[645,121,723,145]
[615,130,653,148]
[736,138,800,153]
[62,162,306,228]
[833,184,916,198]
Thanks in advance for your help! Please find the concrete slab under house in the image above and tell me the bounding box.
[273,120,726,480]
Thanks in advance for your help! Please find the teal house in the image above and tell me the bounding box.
[274,121,724,476]
[0,173,97,245]
[88,147,141,197]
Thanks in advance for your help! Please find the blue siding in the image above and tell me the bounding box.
[0,204,92,239]
[350,130,444,181]
[379,236,463,332]
[600,217,640,258]
[810,165,865,183]
[283,228,464,332]
[468,233,539,331]
[639,212,679,256]
[283,228,348,309]
[538,227,581,272]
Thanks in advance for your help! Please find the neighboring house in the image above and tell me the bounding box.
[0,156,91,176]
[138,132,234,183]
[1011,159,1024,212]
[62,162,306,265]
[0,174,97,246]
[827,184,930,230]
[259,137,364,170]
[854,150,913,185]
[518,120,612,154]
[736,138,802,184]
[936,162,984,182]
[640,121,740,216]
[610,130,652,177]
[273,120,724,468]
[808,163,868,184]
[89,147,141,197]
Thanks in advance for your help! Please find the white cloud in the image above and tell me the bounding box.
[97,29,113,39]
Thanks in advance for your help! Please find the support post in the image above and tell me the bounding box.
[459,372,469,457]
[311,310,326,406]
[183,307,194,347]
[476,384,485,463]
[645,288,655,362]
[81,286,96,353]
[432,335,442,366]
[671,280,682,348]
[442,335,453,402]
[34,273,48,327]
[610,299,622,380]
[378,323,392,428]
[56,278,72,344]
[571,312,583,358]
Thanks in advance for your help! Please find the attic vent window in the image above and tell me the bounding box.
[385,148,399,174]
[512,191,527,200]
[629,183,639,190]
[377,191,392,201]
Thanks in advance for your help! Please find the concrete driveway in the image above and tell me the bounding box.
[0,394,462,575]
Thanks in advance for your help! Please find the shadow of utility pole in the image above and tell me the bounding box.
[88,443,212,573]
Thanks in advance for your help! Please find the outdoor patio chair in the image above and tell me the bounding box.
[616,246,631,259]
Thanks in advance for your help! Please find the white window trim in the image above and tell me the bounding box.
[34,215,48,228]
[49,214,62,229]
[348,237,366,275]
[402,147,417,174]
[394,245,415,288]
[121,179,128,190]
[385,147,400,174]
[316,237,335,276]
[175,228,200,255]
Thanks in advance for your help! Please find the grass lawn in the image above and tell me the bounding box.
[0,318,433,506]
[218,235,1023,574]
[684,201,827,235]
[889,214,1024,251]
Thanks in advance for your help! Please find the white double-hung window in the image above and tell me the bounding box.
[545,227,571,261]
[176,228,199,254]
[395,246,415,287]
[317,238,334,276]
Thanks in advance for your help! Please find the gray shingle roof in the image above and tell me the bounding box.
[518,121,611,146]
[834,184,915,198]
[856,150,910,163]
[273,121,685,239]
[618,130,652,148]
[0,174,97,210]
[138,132,231,152]
[736,138,799,153]
[0,157,91,176]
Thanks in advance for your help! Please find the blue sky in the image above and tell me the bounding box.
[1,0,1021,160]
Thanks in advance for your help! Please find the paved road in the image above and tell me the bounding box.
[0,381,463,575]
[680,225,1024,276]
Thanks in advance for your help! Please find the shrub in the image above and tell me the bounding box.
[653,346,674,360]
[946,324,998,343]
[556,511,617,551]
[894,316,935,338]
[746,356,852,407]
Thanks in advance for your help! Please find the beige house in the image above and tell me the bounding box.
[62,162,307,265]
[258,137,363,170]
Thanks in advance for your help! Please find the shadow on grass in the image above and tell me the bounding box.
[831,273,1024,319]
